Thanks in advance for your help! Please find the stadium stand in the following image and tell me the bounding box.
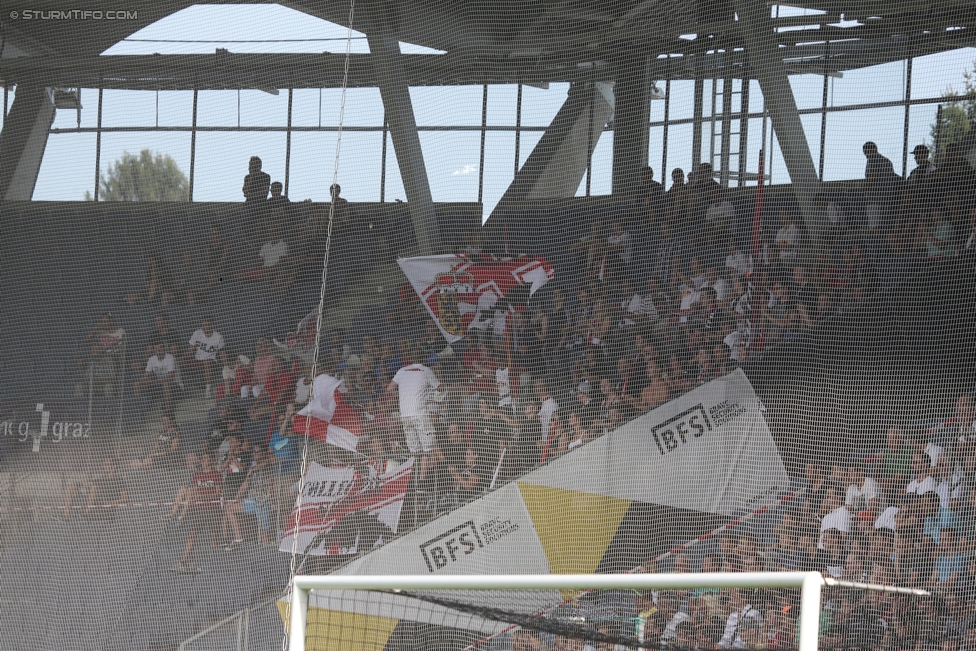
[4,0,976,648]
[1,167,975,648]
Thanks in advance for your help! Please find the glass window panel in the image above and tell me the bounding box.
[197,90,237,127]
[907,103,940,164]
[768,128,790,186]
[649,93,666,123]
[90,90,192,128]
[411,86,483,126]
[588,131,613,196]
[34,133,97,200]
[0,85,14,131]
[193,132,286,201]
[800,112,822,179]
[239,89,288,127]
[663,123,694,187]
[481,131,516,218]
[737,117,776,187]
[789,74,827,110]
[830,60,907,107]
[649,126,665,180]
[320,88,385,127]
[101,89,155,128]
[486,85,518,126]
[747,79,764,114]
[289,131,382,202]
[820,107,905,182]
[157,91,194,127]
[196,89,289,128]
[383,132,406,203]
[520,83,570,127]
[291,89,324,128]
[667,80,696,120]
[703,79,718,121]
[97,132,192,198]
[911,48,976,100]
[420,131,481,203]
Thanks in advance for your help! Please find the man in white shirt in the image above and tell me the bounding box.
[923,438,944,467]
[134,342,177,410]
[774,210,800,263]
[606,220,633,267]
[386,352,441,459]
[819,485,851,548]
[704,265,730,301]
[188,317,226,398]
[905,461,936,497]
[931,457,964,509]
[244,222,290,289]
[845,462,878,515]
[259,234,289,268]
[675,256,708,323]
[951,394,976,452]
[725,242,752,278]
[534,380,559,451]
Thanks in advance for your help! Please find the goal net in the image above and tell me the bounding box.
[283,572,928,651]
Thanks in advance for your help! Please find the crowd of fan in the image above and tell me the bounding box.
[490,394,976,651]
[64,143,976,591]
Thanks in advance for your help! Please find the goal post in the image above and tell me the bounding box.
[287,571,827,651]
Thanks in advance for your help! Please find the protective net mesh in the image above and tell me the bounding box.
[1,0,976,650]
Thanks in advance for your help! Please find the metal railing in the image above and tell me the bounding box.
[178,598,278,651]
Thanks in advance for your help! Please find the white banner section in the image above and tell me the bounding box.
[526,367,788,516]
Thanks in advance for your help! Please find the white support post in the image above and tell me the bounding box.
[290,583,310,651]
[798,571,823,651]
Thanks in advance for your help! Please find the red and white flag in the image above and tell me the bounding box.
[292,374,362,453]
[279,458,414,555]
[397,253,555,343]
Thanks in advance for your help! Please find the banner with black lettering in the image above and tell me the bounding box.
[290,482,556,643]
[525,367,788,516]
[279,458,413,556]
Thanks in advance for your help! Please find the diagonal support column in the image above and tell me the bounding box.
[733,0,823,242]
[0,85,56,200]
[490,82,612,218]
[367,30,441,254]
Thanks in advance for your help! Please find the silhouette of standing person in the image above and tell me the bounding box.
[242,156,271,203]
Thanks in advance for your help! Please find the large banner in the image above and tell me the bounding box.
[397,253,554,342]
[279,458,414,556]
[525,367,787,516]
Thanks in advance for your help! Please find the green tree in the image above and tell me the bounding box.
[929,60,976,161]
[85,149,189,201]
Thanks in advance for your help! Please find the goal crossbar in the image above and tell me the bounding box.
[288,571,826,651]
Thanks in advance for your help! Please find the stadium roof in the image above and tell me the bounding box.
[2,0,975,88]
